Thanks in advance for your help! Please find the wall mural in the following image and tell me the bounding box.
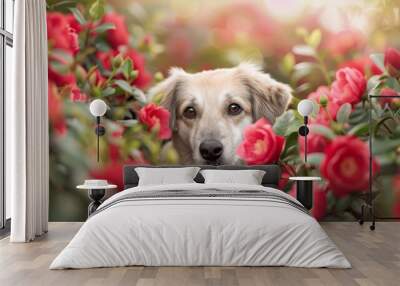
[46,0,400,222]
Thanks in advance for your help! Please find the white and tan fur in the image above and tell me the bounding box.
[149,63,292,165]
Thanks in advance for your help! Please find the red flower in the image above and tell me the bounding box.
[237,118,284,165]
[139,103,172,140]
[379,88,400,107]
[89,161,125,191]
[320,136,379,197]
[307,86,340,122]
[48,67,76,87]
[90,156,148,192]
[298,131,330,155]
[288,184,327,220]
[101,13,129,49]
[394,202,400,217]
[331,68,366,106]
[325,30,365,56]
[312,188,327,221]
[125,49,152,88]
[394,174,400,201]
[384,48,400,76]
[339,57,383,76]
[66,14,82,33]
[48,81,67,136]
[97,49,152,88]
[278,164,295,190]
[393,174,400,217]
[47,12,79,55]
[70,85,87,102]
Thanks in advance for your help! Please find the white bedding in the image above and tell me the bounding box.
[50,183,351,269]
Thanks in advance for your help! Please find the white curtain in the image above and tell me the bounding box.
[7,0,49,242]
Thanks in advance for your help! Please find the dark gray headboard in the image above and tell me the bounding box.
[123,164,281,190]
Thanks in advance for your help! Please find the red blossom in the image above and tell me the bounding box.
[384,47,400,76]
[69,86,88,102]
[48,66,76,87]
[47,12,79,55]
[320,136,379,197]
[379,88,400,107]
[339,57,383,76]
[101,12,130,49]
[237,118,284,165]
[298,131,330,155]
[307,86,340,122]
[138,103,172,140]
[48,81,67,136]
[97,49,152,88]
[325,30,366,56]
[289,184,327,220]
[66,14,82,33]
[331,67,366,107]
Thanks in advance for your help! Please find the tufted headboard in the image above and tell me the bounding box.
[123,164,281,190]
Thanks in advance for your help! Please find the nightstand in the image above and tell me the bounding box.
[289,177,321,210]
[77,182,117,216]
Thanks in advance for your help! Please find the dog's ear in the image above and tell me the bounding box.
[148,68,186,131]
[237,63,292,124]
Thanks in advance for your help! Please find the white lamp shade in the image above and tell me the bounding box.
[89,99,108,117]
[297,99,314,117]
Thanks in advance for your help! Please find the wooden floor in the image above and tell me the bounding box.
[0,222,399,286]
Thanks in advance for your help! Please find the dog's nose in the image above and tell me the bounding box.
[199,140,223,162]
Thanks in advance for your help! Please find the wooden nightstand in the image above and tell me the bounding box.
[289,177,321,210]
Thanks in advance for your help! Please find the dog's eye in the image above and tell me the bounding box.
[183,106,197,119]
[227,103,243,116]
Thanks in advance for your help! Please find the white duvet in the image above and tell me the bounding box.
[50,183,351,269]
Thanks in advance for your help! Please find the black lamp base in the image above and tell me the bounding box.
[298,125,309,136]
[296,180,313,210]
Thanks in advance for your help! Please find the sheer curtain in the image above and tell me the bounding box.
[7,0,49,242]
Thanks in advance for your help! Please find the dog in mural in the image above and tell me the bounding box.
[149,63,292,165]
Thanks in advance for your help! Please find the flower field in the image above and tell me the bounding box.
[46,0,400,221]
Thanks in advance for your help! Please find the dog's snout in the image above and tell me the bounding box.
[199,140,223,162]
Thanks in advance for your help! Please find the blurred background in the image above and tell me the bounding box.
[47,0,400,221]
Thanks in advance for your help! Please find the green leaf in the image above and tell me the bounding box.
[370,53,385,73]
[307,153,325,166]
[51,49,74,66]
[95,41,111,52]
[94,23,116,33]
[306,29,321,48]
[372,138,400,155]
[118,119,139,127]
[122,59,133,80]
[131,87,147,105]
[101,87,116,97]
[336,103,352,124]
[310,124,336,140]
[69,8,86,25]
[281,53,295,74]
[335,196,352,213]
[115,80,134,94]
[386,77,400,92]
[292,45,316,57]
[89,0,105,20]
[347,122,370,136]
[367,75,382,94]
[292,62,318,81]
[273,110,302,136]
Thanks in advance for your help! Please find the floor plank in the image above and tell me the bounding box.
[0,222,399,286]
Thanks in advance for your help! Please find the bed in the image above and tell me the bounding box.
[50,165,350,269]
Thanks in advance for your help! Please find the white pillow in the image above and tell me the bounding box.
[135,167,201,186]
[200,169,266,185]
